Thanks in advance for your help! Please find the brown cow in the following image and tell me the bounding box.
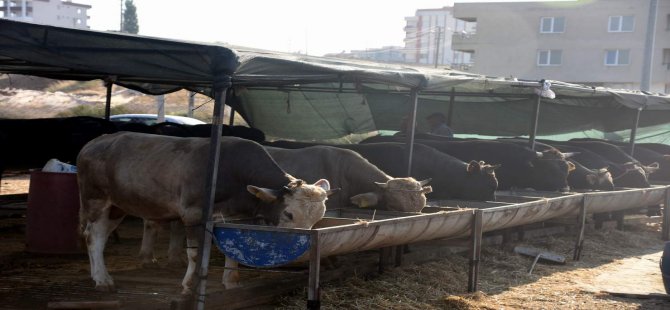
[77,132,331,294]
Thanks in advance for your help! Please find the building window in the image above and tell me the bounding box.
[605,49,630,66]
[666,14,670,30]
[608,16,634,32]
[540,17,565,33]
[538,50,562,66]
[77,8,82,14]
[663,49,670,68]
[76,18,81,24]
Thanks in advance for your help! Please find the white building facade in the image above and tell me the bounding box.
[1,0,91,29]
[403,7,475,68]
[452,0,670,93]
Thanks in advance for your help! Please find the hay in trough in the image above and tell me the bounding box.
[277,216,668,309]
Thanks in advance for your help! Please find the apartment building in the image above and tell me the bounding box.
[1,0,91,29]
[324,46,407,63]
[452,0,670,93]
[403,7,474,68]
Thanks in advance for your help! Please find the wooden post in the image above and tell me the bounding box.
[394,245,404,267]
[663,187,670,241]
[194,79,230,310]
[104,79,113,120]
[528,94,542,151]
[468,209,484,292]
[187,91,195,118]
[446,87,456,127]
[573,196,587,261]
[307,232,321,310]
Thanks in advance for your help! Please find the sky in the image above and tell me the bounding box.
[82,0,572,56]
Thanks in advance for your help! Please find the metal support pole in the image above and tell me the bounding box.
[528,94,542,150]
[663,187,670,241]
[104,80,113,120]
[307,232,321,310]
[404,89,420,177]
[629,108,642,156]
[194,79,231,310]
[573,196,587,261]
[446,87,455,127]
[468,209,484,293]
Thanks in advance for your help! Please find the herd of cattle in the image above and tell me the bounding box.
[1,116,669,294]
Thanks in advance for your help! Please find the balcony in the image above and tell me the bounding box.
[451,32,478,52]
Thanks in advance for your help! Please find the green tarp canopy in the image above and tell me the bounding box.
[2,19,670,142]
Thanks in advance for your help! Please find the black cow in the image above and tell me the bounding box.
[0,116,116,176]
[265,141,499,201]
[538,141,650,188]
[368,139,572,192]
[498,139,615,191]
[189,124,265,142]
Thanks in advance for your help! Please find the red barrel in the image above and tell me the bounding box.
[26,170,83,254]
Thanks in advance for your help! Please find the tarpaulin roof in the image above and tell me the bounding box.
[0,19,239,94]
[2,19,670,141]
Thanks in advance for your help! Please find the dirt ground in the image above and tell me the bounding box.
[2,176,670,309]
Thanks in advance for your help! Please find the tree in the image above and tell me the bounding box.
[122,0,139,34]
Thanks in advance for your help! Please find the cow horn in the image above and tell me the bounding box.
[375,182,388,189]
[419,178,432,186]
[562,152,579,158]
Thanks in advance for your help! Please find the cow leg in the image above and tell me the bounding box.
[181,219,200,295]
[167,220,187,267]
[83,204,125,292]
[139,220,161,267]
[222,257,241,289]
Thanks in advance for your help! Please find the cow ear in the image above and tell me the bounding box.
[484,164,501,174]
[585,174,597,185]
[313,179,331,191]
[247,185,279,203]
[421,185,433,194]
[567,161,576,172]
[350,192,380,208]
[466,160,481,173]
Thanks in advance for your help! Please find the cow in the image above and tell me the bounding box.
[265,145,432,212]
[363,139,573,192]
[189,124,266,142]
[77,132,332,294]
[497,139,615,191]
[568,139,670,182]
[538,141,651,188]
[266,141,499,201]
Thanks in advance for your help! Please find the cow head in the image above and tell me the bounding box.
[247,179,332,228]
[529,158,573,191]
[584,167,615,191]
[459,160,500,201]
[610,162,650,188]
[641,162,660,176]
[350,177,432,212]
